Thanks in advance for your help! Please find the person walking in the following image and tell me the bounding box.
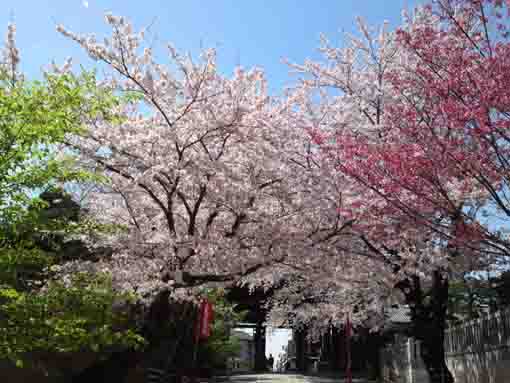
[267,354,274,372]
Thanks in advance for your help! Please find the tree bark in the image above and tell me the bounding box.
[254,321,267,371]
[400,270,454,383]
[67,290,197,383]
[142,292,197,381]
[295,328,307,373]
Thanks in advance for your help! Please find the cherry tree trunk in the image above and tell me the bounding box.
[70,290,197,382]
[419,332,453,383]
[403,270,454,383]
[254,321,267,371]
[142,291,198,379]
[295,328,308,373]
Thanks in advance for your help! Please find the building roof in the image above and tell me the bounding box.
[380,305,412,334]
[386,306,412,324]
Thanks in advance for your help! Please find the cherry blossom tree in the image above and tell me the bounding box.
[267,266,392,339]
[375,4,510,379]
[286,2,510,380]
[52,15,368,376]
[54,13,359,320]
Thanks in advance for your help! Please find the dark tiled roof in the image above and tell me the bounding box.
[386,306,412,324]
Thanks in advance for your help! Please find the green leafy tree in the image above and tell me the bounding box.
[0,273,145,365]
[0,30,144,367]
[448,276,500,323]
[0,70,117,230]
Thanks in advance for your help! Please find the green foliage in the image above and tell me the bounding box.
[0,69,143,366]
[0,244,52,289]
[0,272,145,365]
[0,68,119,292]
[448,276,499,322]
[0,193,139,366]
[0,70,117,229]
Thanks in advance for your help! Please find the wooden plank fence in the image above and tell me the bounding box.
[380,307,510,383]
[444,307,510,383]
[445,308,510,356]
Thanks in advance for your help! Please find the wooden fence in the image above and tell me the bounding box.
[380,307,510,383]
[445,308,510,355]
[444,307,510,383]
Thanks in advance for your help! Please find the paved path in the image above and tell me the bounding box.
[225,373,371,383]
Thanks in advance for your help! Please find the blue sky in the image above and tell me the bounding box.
[2,0,417,93]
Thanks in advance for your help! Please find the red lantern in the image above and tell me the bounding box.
[195,299,214,341]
